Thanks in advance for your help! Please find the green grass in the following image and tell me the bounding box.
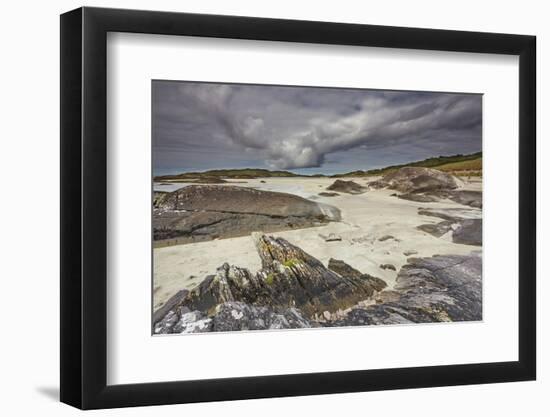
[265,273,275,285]
[435,157,482,172]
[344,152,483,177]
[283,258,300,268]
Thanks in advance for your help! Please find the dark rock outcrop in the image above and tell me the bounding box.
[417,208,482,246]
[329,252,482,326]
[452,219,482,246]
[153,191,169,207]
[327,259,387,291]
[318,192,340,197]
[327,258,363,278]
[444,190,482,208]
[407,190,482,208]
[153,237,481,334]
[154,185,340,243]
[326,180,367,194]
[154,234,388,334]
[417,221,455,238]
[212,302,312,332]
[152,289,189,327]
[154,301,312,334]
[252,234,387,315]
[371,167,483,210]
[417,207,476,222]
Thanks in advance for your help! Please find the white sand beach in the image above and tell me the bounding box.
[153,177,482,311]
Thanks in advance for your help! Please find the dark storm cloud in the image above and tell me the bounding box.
[153,81,481,174]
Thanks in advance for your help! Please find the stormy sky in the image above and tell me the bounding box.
[153,81,482,176]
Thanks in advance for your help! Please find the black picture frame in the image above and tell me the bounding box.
[60,6,536,410]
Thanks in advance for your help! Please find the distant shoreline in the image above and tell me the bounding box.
[154,151,482,181]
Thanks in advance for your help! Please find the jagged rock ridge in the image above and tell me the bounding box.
[154,234,387,335]
[154,235,482,334]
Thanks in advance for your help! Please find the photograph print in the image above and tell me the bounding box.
[152,81,482,335]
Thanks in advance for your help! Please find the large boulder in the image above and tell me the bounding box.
[195,234,387,316]
[153,185,340,243]
[157,185,336,218]
[370,167,462,194]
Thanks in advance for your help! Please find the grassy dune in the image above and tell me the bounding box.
[353,152,482,177]
[436,157,482,172]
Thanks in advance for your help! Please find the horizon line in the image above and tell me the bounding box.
[154,151,482,178]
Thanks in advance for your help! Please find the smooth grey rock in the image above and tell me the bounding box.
[398,190,482,208]
[438,190,482,208]
[154,185,341,243]
[417,221,454,238]
[328,252,482,326]
[452,219,482,246]
[418,207,482,246]
[396,193,440,203]
[153,307,207,334]
[418,207,481,222]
